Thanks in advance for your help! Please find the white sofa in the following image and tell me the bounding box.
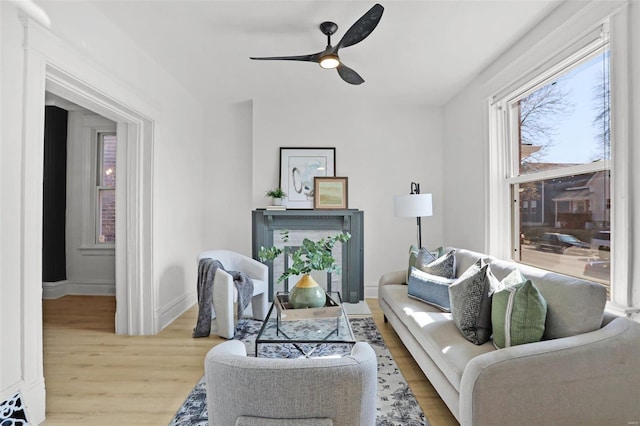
[378,247,640,425]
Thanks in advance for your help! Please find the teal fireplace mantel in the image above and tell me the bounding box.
[251,209,364,303]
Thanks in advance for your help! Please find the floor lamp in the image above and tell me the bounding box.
[394,182,433,248]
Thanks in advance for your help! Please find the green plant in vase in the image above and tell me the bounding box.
[258,231,351,308]
[265,188,287,206]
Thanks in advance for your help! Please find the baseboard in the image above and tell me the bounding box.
[157,291,198,333]
[42,280,115,299]
[364,282,379,299]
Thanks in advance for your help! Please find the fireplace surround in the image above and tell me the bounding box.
[252,209,364,303]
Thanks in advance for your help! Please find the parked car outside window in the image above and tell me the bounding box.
[590,231,611,260]
[535,232,590,254]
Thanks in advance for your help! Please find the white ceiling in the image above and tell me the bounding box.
[88,0,561,106]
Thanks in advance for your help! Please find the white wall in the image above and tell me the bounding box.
[250,98,445,293]
[443,1,640,315]
[41,111,117,298]
[201,101,255,255]
[1,1,206,422]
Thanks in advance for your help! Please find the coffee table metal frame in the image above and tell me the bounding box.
[255,291,356,358]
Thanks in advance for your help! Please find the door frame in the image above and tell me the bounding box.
[23,22,155,335]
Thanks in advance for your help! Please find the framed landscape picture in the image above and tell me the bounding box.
[314,177,348,209]
[280,147,336,209]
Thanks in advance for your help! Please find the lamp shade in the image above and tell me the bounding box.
[394,193,433,217]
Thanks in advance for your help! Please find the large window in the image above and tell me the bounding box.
[96,132,116,244]
[497,31,611,296]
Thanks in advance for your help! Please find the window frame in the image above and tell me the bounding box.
[95,131,116,245]
[79,116,116,255]
[488,16,634,312]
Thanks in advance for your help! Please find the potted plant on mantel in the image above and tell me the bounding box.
[265,188,287,206]
[258,231,351,309]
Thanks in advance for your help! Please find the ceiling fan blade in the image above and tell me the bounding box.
[337,64,364,85]
[250,52,322,62]
[337,3,384,50]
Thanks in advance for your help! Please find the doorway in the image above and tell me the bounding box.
[39,65,155,335]
[42,93,117,301]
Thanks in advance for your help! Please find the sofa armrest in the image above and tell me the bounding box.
[379,270,406,286]
[460,317,640,425]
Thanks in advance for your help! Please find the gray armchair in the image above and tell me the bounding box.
[204,340,378,426]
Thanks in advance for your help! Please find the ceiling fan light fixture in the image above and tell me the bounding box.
[319,54,340,69]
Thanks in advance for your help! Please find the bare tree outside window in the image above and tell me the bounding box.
[511,48,612,297]
[519,81,574,172]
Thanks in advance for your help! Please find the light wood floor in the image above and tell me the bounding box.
[42,296,458,425]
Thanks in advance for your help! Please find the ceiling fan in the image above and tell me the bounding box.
[250,3,384,85]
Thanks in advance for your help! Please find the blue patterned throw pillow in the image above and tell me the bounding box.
[408,267,456,312]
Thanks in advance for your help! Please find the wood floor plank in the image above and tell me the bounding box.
[42,295,458,425]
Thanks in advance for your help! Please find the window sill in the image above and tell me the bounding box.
[79,246,115,256]
[605,301,640,318]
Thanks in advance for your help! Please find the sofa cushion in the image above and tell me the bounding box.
[379,283,495,392]
[448,259,498,345]
[492,279,547,349]
[488,259,606,339]
[417,249,456,279]
[408,267,456,312]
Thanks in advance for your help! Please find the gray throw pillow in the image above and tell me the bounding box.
[408,267,456,312]
[416,249,456,279]
[448,259,499,345]
[415,248,437,272]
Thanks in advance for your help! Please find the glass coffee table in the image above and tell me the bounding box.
[255,291,356,358]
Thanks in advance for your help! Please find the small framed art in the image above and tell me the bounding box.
[280,147,336,209]
[314,177,348,209]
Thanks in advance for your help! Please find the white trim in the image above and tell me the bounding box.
[42,280,116,299]
[79,116,116,250]
[22,17,156,340]
[508,161,611,185]
[156,292,197,333]
[609,7,632,308]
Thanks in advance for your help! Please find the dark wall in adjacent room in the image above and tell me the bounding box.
[42,106,68,282]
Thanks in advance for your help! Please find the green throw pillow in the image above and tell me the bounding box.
[407,245,419,283]
[491,279,547,349]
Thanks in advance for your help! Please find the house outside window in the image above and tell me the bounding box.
[97,132,116,244]
[493,28,611,297]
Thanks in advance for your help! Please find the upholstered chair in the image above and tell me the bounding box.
[198,250,269,339]
[205,340,377,426]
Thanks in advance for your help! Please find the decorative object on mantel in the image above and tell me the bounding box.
[314,176,348,209]
[279,147,336,209]
[265,205,286,211]
[265,187,287,206]
[394,181,433,248]
[258,231,351,308]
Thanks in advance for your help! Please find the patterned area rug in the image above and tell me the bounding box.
[169,317,428,426]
